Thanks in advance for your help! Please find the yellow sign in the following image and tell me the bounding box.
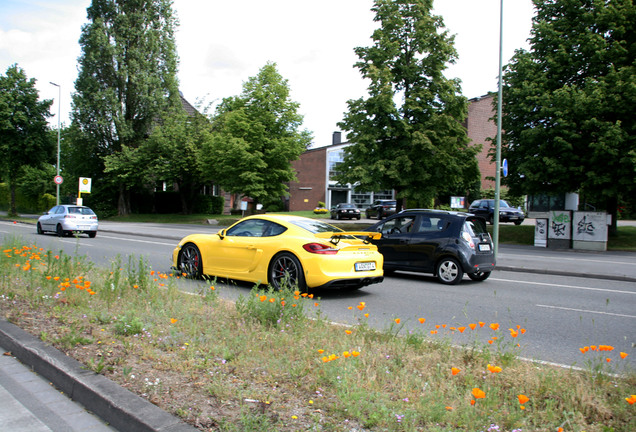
[79,177,92,193]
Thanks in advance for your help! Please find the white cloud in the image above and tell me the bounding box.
[0,0,534,147]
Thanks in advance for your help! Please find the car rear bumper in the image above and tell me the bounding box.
[313,276,384,290]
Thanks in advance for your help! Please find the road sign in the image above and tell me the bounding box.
[54,175,63,185]
[79,177,92,193]
[502,158,508,177]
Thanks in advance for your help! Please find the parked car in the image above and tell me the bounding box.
[364,209,495,285]
[468,199,525,225]
[365,199,397,219]
[330,203,361,220]
[173,214,384,291]
[37,204,99,238]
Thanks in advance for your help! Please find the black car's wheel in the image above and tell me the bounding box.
[269,252,306,291]
[365,211,371,219]
[335,212,340,220]
[514,220,523,225]
[488,215,495,225]
[436,257,463,285]
[178,243,203,279]
[377,210,383,220]
[56,224,66,237]
[37,222,44,235]
[468,271,491,282]
[356,215,361,220]
[88,231,97,238]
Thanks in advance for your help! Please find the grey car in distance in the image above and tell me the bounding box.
[37,204,99,238]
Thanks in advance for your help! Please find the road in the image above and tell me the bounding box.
[1,219,634,369]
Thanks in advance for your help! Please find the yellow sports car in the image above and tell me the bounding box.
[172,214,384,291]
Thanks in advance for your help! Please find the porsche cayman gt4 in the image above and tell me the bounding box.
[172,214,384,291]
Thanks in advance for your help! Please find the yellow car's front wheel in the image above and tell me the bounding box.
[269,252,306,291]
[178,243,203,279]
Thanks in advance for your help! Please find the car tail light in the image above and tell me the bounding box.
[64,215,77,219]
[303,243,339,254]
[461,231,475,249]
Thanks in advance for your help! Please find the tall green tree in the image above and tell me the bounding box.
[72,0,180,215]
[500,0,636,230]
[0,64,54,216]
[204,62,312,207]
[337,0,479,208]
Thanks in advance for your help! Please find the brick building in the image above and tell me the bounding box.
[465,94,497,190]
[288,94,498,212]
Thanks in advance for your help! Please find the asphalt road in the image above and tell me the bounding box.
[1,219,634,369]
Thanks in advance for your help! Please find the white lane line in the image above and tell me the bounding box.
[98,234,175,246]
[536,304,636,319]
[490,277,635,295]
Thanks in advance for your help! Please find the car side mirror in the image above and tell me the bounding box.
[217,229,227,239]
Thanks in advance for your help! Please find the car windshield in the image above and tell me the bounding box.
[290,218,344,234]
[340,204,356,209]
[464,218,488,236]
[499,200,512,208]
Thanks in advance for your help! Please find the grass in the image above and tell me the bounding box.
[1,237,634,431]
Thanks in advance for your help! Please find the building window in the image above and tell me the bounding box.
[328,149,344,180]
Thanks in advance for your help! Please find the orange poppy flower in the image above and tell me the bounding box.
[518,394,529,405]
[625,394,636,405]
[489,323,499,331]
[487,364,502,373]
[345,330,352,335]
[451,367,460,376]
[418,318,426,324]
[472,388,485,399]
[458,326,466,333]
[620,352,628,359]
[352,351,360,357]
[469,323,477,330]
[394,318,401,324]
[170,318,177,324]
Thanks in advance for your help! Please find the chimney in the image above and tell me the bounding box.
[332,131,342,145]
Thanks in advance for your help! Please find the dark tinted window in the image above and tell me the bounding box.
[227,219,288,237]
[464,218,488,236]
[290,218,343,234]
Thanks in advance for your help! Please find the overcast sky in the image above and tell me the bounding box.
[0,0,535,147]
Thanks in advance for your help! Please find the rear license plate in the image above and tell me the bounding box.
[479,244,491,252]
[355,262,376,272]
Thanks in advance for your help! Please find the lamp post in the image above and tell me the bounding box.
[50,82,61,205]
[493,0,504,257]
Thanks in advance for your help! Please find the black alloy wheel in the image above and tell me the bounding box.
[178,243,203,278]
[269,252,306,291]
[37,222,43,235]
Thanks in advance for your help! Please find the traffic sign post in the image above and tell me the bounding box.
[54,175,63,185]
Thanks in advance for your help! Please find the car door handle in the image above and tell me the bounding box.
[247,245,256,250]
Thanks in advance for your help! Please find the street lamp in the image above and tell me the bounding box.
[50,82,61,205]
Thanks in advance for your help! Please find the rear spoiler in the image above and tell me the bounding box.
[315,231,381,245]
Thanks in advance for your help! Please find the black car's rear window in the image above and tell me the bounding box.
[464,218,488,236]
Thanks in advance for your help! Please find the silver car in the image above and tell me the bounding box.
[37,205,99,238]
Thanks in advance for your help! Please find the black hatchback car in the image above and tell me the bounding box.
[364,210,495,284]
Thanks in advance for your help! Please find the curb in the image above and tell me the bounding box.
[0,319,197,432]
[494,265,636,283]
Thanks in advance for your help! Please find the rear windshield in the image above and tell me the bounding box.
[68,207,96,215]
[464,218,488,236]
[290,219,344,234]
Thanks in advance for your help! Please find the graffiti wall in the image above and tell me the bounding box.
[572,212,608,243]
[548,211,572,240]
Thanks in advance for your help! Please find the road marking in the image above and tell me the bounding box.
[98,234,175,246]
[490,277,635,295]
[536,304,636,319]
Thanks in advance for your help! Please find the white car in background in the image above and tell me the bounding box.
[37,204,99,238]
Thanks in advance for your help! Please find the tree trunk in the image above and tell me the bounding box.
[8,183,17,217]
[117,185,131,216]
